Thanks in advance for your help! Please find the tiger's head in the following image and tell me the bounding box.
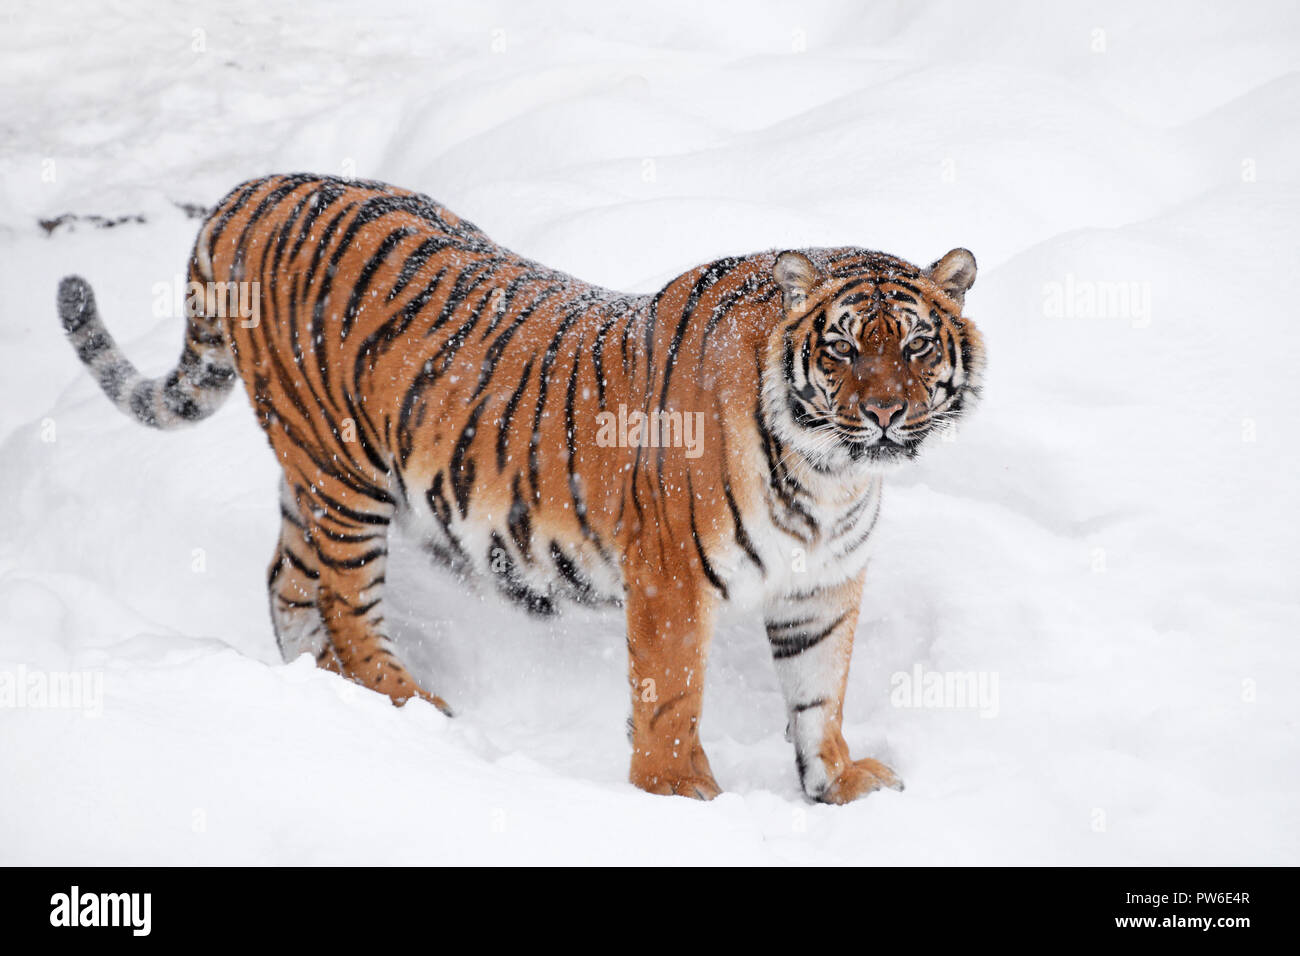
[765,247,985,472]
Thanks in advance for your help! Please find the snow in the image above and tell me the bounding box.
[2,0,1297,864]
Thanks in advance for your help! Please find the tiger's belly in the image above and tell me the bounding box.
[397,481,625,616]
[396,466,882,616]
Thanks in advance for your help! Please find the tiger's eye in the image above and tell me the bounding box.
[830,340,853,357]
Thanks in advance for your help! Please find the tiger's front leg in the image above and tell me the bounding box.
[765,573,903,803]
[624,551,721,800]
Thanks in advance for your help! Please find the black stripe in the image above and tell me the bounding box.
[316,545,386,571]
[686,471,728,599]
[314,526,383,544]
[471,283,563,400]
[282,546,320,580]
[387,236,453,303]
[342,226,418,338]
[507,476,533,560]
[834,496,882,557]
[656,258,741,412]
[792,698,828,713]
[766,616,816,633]
[528,298,586,502]
[311,486,394,522]
[562,331,607,560]
[590,310,619,407]
[205,178,269,250]
[230,176,318,279]
[488,532,555,616]
[549,541,605,605]
[723,477,764,572]
[769,613,847,660]
[497,355,535,472]
[450,395,490,518]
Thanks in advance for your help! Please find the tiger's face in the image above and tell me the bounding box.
[770,248,985,471]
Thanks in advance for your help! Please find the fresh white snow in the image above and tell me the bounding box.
[1,0,1297,864]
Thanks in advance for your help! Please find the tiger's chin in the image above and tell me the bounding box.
[793,430,927,475]
[844,436,923,469]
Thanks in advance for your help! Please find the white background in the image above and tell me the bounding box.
[1,0,1296,864]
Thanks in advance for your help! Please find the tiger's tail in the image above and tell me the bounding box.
[57,270,238,429]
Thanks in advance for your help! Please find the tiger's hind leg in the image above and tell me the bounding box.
[296,478,453,715]
[267,479,339,672]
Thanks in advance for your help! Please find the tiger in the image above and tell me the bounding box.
[57,173,985,803]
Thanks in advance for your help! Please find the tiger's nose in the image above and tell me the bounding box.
[862,399,906,429]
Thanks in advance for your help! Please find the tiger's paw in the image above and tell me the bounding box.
[404,687,454,717]
[632,770,723,800]
[630,748,722,800]
[629,736,722,800]
[385,680,454,716]
[360,665,454,716]
[813,757,904,805]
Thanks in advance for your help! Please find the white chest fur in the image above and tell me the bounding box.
[712,469,883,609]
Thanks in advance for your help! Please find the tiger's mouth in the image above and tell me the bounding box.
[843,432,923,464]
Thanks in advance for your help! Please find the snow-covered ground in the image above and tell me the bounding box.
[2,0,1297,865]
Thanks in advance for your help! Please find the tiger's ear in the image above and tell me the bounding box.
[773,251,821,313]
[926,248,977,307]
